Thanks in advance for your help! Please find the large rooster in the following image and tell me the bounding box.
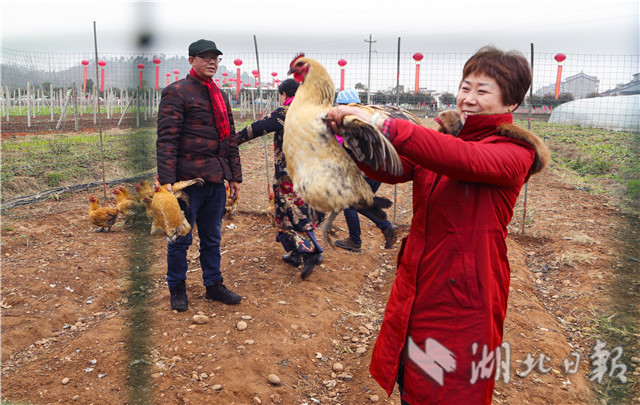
[284,53,421,246]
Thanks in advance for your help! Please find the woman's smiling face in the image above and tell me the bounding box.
[456,73,517,124]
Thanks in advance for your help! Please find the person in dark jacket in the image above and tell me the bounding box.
[327,46,550,405]
[156,39,243,312]
[235,78,323,280]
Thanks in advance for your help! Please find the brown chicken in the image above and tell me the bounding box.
[114,186,145,226]
[284,54,416,246]
[88,195,119,232]
[117,185,135,201]
[149,178,204,243]
[142,195,154,222]
[266,192,276,226]
[135,180,154,203]
[224,182,239,217]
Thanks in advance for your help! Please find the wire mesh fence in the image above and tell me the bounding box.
[1,46,638,225]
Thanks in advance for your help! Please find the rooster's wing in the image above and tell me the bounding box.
[328,104,422,176]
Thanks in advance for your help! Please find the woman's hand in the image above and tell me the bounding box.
[327,106,373,133]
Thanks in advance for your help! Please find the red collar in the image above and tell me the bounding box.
[458,113,512,141]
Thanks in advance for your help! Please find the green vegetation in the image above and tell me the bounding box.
[585,309,639,405]
[1,128,157,201]
[4,105,149,117]
[519,120,640,214]
[1,121,638,216]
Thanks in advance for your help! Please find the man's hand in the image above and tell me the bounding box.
[163,183,173,193]
[228,181,240,200]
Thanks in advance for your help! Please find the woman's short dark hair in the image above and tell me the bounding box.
[461,45,532,107]
[278,78,299,98]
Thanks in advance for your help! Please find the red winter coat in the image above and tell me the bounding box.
[360,113,550,404]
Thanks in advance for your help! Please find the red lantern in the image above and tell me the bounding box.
[252,69,260,87]
[412,53,424,95]
[554,53,566,63]
[271,72,278,88]
[234,59,243,100]
[98,60,106,92]
[137,63,145,89]
[338,59,347,91]
[222,71,228,86]
[153,58,161,90]
[165,72,171,86]
[554,53,566,100]
[81,60,89,93]
[173,69,180,82]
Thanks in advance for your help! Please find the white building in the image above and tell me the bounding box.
[536,72,600,99]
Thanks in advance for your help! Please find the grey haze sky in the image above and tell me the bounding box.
[2,0,638,56]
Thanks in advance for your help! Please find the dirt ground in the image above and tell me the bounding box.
[1,145,639,404]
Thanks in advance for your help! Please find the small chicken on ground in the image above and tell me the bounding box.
[88,195,119,232]
[114,186,146,226]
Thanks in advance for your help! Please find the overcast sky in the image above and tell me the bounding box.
[2,0,638,56]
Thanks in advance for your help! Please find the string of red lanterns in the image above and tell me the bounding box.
[338,59,347,91]
[98,60,106,92]
[554,53,566,100]
[412,53,424,95]
[234,59,243,100]
[152,58,161,91]
[81,60,89,93]
[137,63,145,90]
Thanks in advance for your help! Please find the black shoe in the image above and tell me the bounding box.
[169,281,188,312]
[382,224,399,249]
[301,252,323,280]
[282,251,302,267]
[205,282,241,304]
[335,237,362,252]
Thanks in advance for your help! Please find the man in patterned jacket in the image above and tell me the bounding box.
[156,39,242,312]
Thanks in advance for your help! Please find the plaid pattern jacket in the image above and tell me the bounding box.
[156,74,242,185]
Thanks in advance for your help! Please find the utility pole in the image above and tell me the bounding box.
[365,34,376,104]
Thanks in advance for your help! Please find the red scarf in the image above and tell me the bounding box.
[283,96,295,106]
[189,68,230,140]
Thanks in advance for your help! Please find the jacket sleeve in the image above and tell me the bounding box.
[235,108,284,145]
[357,155,416,185]
[156,85,182,185]
[390,119,535,187]
[223,92,243,183]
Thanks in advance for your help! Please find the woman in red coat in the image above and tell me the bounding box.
[328,46,550,404]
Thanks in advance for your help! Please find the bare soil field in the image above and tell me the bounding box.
[1,145,639,404]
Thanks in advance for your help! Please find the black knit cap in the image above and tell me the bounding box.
[278,78,299,97]
[188,39,223,57]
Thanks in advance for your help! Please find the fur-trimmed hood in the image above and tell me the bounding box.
[496,123,550,175]
[435,110,550,176]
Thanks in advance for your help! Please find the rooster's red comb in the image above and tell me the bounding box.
[290,53,305,68]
